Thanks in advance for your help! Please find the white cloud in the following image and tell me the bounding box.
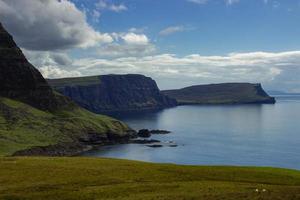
[97,43,156,58]
[95,0,127,12]
[97,33,155,57]
[23,50,81,78]
[0,0,113,51]
[121,33,149,45]
[159,26,185,36]
[34,50,300,91]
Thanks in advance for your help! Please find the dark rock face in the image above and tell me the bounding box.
[0,23,71,111]
[48,74,177,114]
[162,83,276,105]
[150,130,171,134]
[137,129,151,138]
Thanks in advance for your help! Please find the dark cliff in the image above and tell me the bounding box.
[48,74,177,114]
[0,22,132,156]
[162,83,276,105]
[0,22,70,111]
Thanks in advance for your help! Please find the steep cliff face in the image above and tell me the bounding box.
[0,23,70,111]
[0,22,132,156]
[48,74,177,114]
[162,83,276,105]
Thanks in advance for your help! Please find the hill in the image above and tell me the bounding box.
[162,83,276,105]
[0,157,299,200]
[0,22,133,156]
[48,74,177,114]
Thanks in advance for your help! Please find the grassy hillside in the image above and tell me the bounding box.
[0,97,130,156]
[163,83,276,105]
[0,157,299,200]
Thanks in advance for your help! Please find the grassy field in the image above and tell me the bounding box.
[0,157,299,200]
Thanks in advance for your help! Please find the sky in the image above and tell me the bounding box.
[0,0,300,91]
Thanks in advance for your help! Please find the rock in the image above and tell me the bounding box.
[147,144,163,148]
[138,129,151,138]
[169,144,178,147]
[48,74,177,114]
[130,139,160,144]
[149,130,171,134]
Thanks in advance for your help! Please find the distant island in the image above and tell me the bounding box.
[268,90,300,96]
[162,83,275,105]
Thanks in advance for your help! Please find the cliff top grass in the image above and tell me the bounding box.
[0,157,299,200]
[48,74,150,88]
[48,75,102,88]
[0,97,129,156]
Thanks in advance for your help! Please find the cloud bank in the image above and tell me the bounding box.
[24,50,300,91]
[0,0,113,51]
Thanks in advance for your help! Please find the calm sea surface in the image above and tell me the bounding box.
[83,95,300,170]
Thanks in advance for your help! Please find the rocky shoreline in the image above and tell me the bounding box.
[12,129,175,156]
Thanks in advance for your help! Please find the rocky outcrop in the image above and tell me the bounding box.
[48,74,177,114]
[162,83,276,105]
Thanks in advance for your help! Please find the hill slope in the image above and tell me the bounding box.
[163,83,276,105]
[48,74,177,114]
[0,157,299,200]
[0,22,133,156]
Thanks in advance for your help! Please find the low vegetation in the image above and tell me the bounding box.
[0,157,299,200]
[0,97,129,156]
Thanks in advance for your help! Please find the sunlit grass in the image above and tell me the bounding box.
[0,157,299,200]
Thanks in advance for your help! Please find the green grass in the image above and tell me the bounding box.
[0,97,129,156]
[0,157,299,200]
[48,76,101,88]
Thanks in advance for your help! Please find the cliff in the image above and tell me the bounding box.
[48,74,177,114]
[162,83,276,105]
[0,22,71,111]
[0,22,133,156]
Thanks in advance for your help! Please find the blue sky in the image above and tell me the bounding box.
[1,0,300,91]
[75,0,300,55]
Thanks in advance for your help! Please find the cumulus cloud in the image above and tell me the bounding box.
[121,33,149,45]
[95,0,127,12]
[97,32,155,58]
[23,50,81,78]
[0,0,113,51]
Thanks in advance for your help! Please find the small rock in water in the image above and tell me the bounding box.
[131,139,160,144]
[149,130,171,134]
[137,129,151,138]
[147,144,163,148]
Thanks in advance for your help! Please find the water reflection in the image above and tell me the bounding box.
[83,96,300,170]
